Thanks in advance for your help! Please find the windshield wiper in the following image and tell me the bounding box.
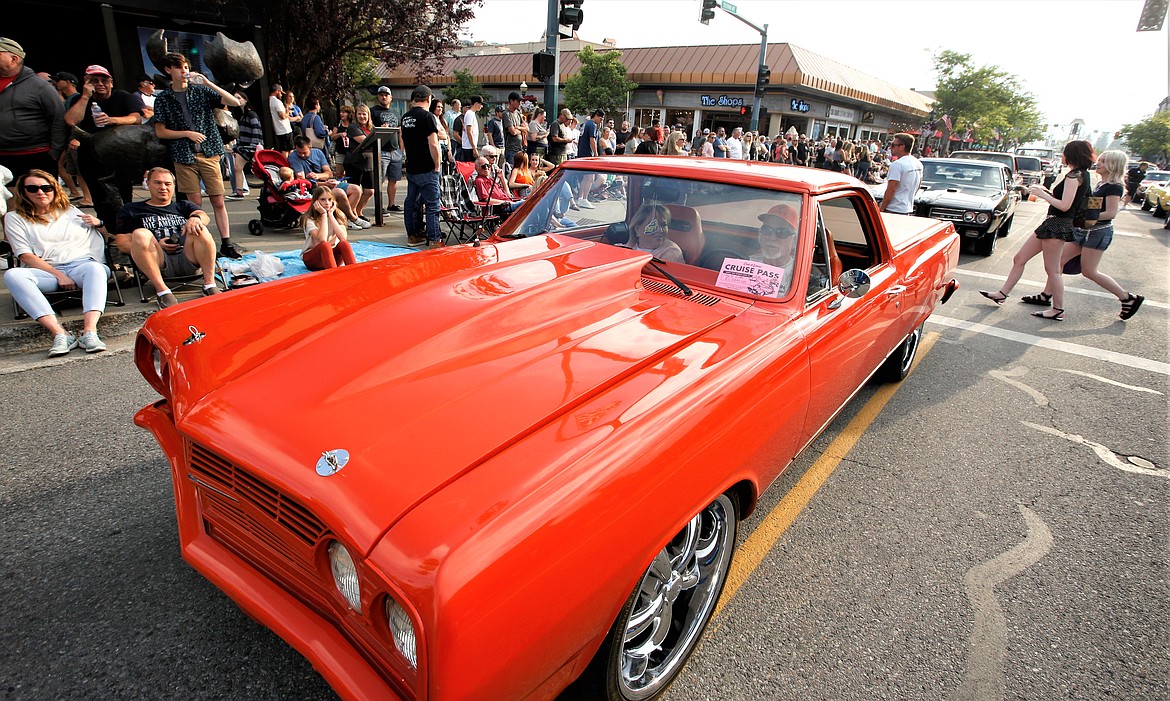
[647,258,693,296]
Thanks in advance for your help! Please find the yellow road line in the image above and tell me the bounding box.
[715,331,941,617]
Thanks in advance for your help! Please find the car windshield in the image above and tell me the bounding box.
[1144,171,1170,182]
[507,168,805,299]
[952,152,1012,169]
[922,162,1003,191]
[1015,157,1042,171]
[1018,149,1054,158]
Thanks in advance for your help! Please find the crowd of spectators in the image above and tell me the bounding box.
[0,31,914,355]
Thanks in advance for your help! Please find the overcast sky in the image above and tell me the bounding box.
[463,0,1168,140]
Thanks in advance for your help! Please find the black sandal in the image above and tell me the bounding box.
[979,290,1008,306]
[1032,307,1064,320]
[1021,291,1052,306]
[1119,294,1144,320]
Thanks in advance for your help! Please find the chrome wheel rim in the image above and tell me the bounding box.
[618,494,735,699]
[899,326,921,376]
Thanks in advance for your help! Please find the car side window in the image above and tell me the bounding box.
[818,196,879,270]
[806,208,833,302]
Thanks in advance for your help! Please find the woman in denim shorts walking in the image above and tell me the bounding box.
[1013,150,1143,320]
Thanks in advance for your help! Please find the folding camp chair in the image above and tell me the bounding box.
[7,242,127,320]
[439,173,498,244]
[130,255,230,306]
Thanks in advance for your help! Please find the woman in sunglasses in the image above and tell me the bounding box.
[626,203,684,263]
[3,170,110,355]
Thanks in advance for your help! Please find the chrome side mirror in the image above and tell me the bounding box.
[837,269,871,298]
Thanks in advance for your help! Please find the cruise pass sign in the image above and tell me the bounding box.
[701,94,745,108]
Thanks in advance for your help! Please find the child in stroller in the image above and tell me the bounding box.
[277,167,314,201]
[246,149,314,235]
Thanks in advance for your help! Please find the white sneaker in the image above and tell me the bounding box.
[48,333,77,357]
[347,220,359,230]
[577,198,595,209]
[78,330,107,353]
[355,217,372,229]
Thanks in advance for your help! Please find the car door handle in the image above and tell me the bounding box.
[885,285,907,296]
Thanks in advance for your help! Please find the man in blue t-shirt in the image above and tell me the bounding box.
[574,109,605,209]
[114,168,221,308]
[288,136,368,227]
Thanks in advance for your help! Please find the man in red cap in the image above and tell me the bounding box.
[0,37,68,179]
[63,64,144,228]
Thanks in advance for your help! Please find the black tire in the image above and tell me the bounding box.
[876,323,923,383]
[248,219,264,236]
[1154,202,1166,218]
[563,494,738,701]
[974,229,997,256]
[997,214,1013,237]
[1140,198,1151,211]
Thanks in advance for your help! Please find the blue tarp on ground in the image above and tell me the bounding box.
[217,241,416,284]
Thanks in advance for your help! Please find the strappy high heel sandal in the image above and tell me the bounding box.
[1021,291,1052,306]
[979,290,1007,306]
[1119,294,1144,320]
[1032,308,1064,321]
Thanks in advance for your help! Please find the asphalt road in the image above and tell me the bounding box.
[1,199,1166,700]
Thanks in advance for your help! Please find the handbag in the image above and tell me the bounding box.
[1071,171,1102,228]
[305,113,327,150]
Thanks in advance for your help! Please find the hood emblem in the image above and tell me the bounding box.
[316,449,350,476]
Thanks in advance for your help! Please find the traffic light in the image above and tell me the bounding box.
[700,0,717,25]
[559,0,584,30]
[755,64,770,96]
[533,51,555,82]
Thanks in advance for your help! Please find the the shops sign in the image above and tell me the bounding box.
[790,99,810,113]
[701,94,745,108]
[826,105,858,122]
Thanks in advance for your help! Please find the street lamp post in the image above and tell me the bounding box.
[520,81,528,96]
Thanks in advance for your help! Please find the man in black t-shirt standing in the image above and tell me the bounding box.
[399,85,442,249]
[63,64,144,231]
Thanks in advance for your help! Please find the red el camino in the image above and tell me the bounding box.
[135,156,959,701]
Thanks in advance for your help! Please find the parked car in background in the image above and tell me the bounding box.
[134,156,961,701]
[950,150,1024,197]
[1014,156,1045,191]
[1137,170,1170,207]
[1016,147,1059,186]
[915,158,1019,256]
[1143,181,1170,222]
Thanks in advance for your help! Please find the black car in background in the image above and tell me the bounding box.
[914,158,1020,256]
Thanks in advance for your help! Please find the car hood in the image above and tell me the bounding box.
[174,236,743,554]
[916,186,1003,208]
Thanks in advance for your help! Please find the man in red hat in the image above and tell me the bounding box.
[63,64,144,228]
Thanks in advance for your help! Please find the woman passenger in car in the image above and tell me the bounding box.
[626,203,684,263]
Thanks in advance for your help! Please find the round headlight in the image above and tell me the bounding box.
[963,211,976,222]
[328,541,362,612]
[385,598,418,669]
[151,346,164,378]
[976,213,991,224]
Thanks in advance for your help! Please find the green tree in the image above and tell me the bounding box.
[262,0,482,102]
[442,69,488,113]
[931,50,1043,153]
[1119,113,1170,161]
[563,45,638,117]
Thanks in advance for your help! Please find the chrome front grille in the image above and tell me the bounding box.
[928,207,965,222]
[188,443,327,550]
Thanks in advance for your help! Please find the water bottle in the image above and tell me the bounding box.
[90,102,107,128]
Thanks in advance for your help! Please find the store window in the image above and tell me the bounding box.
[666,109,695,135]
[633,108,660,130]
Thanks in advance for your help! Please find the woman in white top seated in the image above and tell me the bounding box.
[3,169,109,356]
[626,203,684,263]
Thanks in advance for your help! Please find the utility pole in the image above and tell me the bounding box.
[697,1,768,134]
[540,0,584,119]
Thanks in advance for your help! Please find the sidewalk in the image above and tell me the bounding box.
[0,182,415,357]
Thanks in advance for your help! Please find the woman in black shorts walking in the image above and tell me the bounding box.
[979,140,1095,320]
